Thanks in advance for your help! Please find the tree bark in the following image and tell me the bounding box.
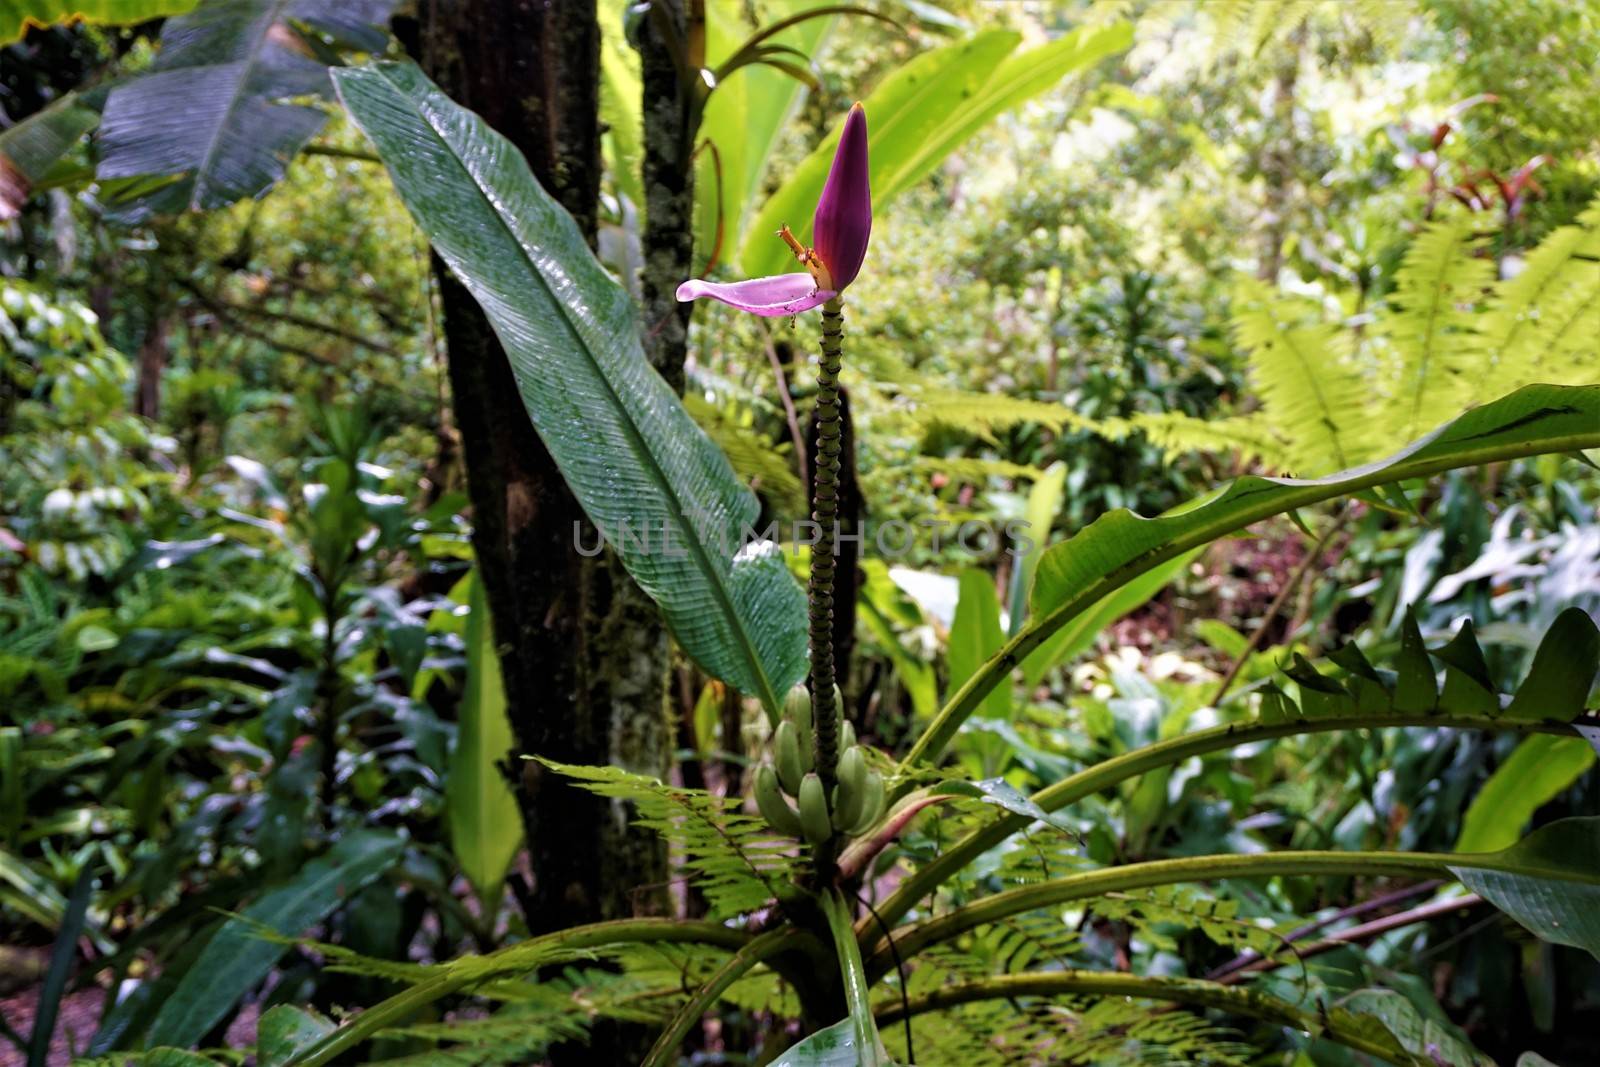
[134,313,169,419]
[637,0,698,388]
[408,8,671,1048]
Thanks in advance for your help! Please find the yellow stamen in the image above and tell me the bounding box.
[778,224,809,262]
[776,224,835,291]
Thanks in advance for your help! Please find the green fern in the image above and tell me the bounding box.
[1376,213,1497,444]
[1477,198,1600,395]
[1090,886,1287,959]
[539,759,794,918]
[685,394,806,516]
[1232,279,1369,472]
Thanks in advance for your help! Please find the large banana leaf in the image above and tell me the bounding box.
[908,384,1600,764]
[740,22,1131,277]
[143,830,404,1047]
[95,0,397,220]
[333,61,808,714]
[0,0,194,43]
[446,574,522,910]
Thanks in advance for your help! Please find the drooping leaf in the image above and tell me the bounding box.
[143,830,404,1047]
[1456,736,1596,854]
[96,0,398,220]
[909,384,1600,764]
[446,572,522,911]
[334,60,808,715]
[741,23,1130,277]
[0,91,102,220]
[0,0,195,44]
[1452,817,1600,959]
[947,568,1008,721]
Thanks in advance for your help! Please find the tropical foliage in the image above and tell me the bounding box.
[3,2,1598,1066]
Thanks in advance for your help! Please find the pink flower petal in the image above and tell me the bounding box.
[675,274,836,317]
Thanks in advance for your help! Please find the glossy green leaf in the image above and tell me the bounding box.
[26,865,94,1067]
[256,1006,335,1067]
[0,0,195,44]
[597,0,643,209]
[948,568,1008,721]
[909,384,1600,765]
[931,777,1076,834]
[1452,817,1600,959]
[96,0,398,220]
[1456,735,1595,854]
[695,0,833,271]
[144,830,404,1047]
[447,573,523,911]
[1019,547,1203,690]
[1006,461,1066,634]
[1504,607,1600,722]
[334,61,808,714]
[741,23,1130,277]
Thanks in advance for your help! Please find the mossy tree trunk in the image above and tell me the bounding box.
[407,6,670,1059]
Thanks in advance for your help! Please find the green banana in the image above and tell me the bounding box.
[840,720,856,752]
[754,764,803,837]
[774,721,804,796]
[783,685,812,736]
[845,770,885,836]
[797,772,833,846]
[831,745,868,831]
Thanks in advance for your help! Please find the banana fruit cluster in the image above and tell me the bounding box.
[755,685,885,844]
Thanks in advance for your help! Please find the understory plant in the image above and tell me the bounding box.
[185,61,1600,1067]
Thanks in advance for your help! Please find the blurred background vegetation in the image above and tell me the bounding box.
[2,0,1597,1063]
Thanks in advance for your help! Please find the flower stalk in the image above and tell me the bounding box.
[809,296,846,790]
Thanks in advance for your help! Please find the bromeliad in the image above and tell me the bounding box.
[676,102,870,316]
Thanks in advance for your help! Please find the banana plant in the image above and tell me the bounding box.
[288,41,1600,1061]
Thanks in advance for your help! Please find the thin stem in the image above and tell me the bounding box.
[809,297,845,791]
[640,930,796,1067]
[867,713,1591,939]
[287,919,750,1066]
[867,850,1458,976]
[873,972,1414,1064]
[1209,505,1349,706]
[900,425,1600,770]
[760,321,808,489]
[1216,893,1484,985]
[1206,878,1442,980]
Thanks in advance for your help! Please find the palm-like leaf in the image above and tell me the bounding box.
[333,61,808,714]
[96,0,397,220]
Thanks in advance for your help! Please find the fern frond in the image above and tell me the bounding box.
[1117,411,1284,469]
[1477,199,1600,397]
[1090,886,1286,959]
[539,759,793,918]
[1376,214,1495,444]
[1231,278,1368,473]
[906,389,1077,442]
[912,455,1046,484]
[685,394,805,515]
